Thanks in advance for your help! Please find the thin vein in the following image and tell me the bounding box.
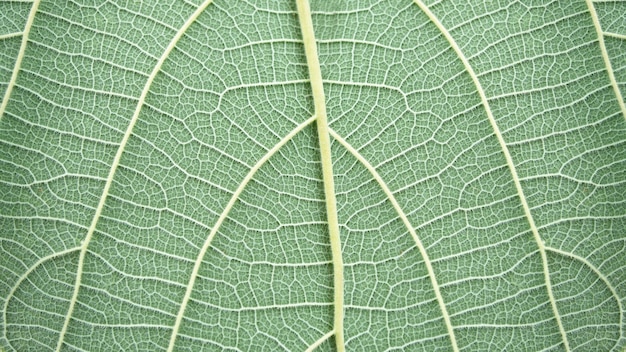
[382,333,452,351]
[78,283,175,317]
[451,283,547,317]
[35,8,158,61]
[412,1,571,350]
[305,330,334,352]
[604,31,626,40]
[186,299,332,313]
[174,333,243,352]
[27,38,150,78]
[4,109,120,146]
[16,67,139,100]
[467,9,590,63]
[0,32,23,40]
[7,83,125,135]
[87,250,191,286]
[344,297,439,312]
[0,0,40,122]
[54,1,216,350]
[456,319,557,329]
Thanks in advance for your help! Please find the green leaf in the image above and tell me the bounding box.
[1,0,625,351]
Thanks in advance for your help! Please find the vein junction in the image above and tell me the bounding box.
[296,0,345,351]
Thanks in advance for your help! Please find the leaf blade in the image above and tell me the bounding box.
[1,0,625,351]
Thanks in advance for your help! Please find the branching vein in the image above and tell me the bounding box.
[412,1,571,350]
[54,1,217,351]
[296,0,345,351]
[330,129,460,352]
[585,0,626,121]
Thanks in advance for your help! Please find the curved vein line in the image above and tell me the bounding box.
[411,1,570,350]
[3,247,80,346]
[329,129,459,352]
[604,31,626,40]
[0,32,23,40]
[0,0,40,122]
[8,67,137,100]
[54,1,216,350]
[545,246,623,347]
[585,0,626,121]
[166,115,316,352]
[306,330,334,352]
[184,299,331,313]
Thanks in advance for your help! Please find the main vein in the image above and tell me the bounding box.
[295,0,345,351]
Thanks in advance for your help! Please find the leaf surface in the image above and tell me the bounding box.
[1,0,625,351]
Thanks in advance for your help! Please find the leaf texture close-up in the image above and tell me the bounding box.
[1,0,625,351]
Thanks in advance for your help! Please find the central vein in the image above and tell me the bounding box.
[295,0,345,350]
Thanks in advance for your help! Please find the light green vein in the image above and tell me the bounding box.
[586,0,626,121]
[166,115,317,352]
[604,32,626,41]
[546,246,623,346]
[54,1,216,351]
[2,247,80,346]
[412,1,571,350]
[305,330,334,352]
[296,0,345,350]
[329,129,459,352]
[0,32,23,40]
[0,0,40,122]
